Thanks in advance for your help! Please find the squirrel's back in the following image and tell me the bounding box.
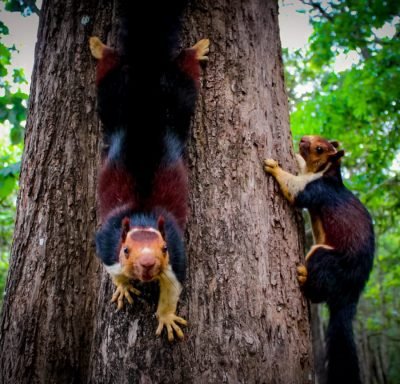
[91,1,207,224]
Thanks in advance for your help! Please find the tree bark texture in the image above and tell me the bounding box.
[0,0,314,383]
[310,304,327,384]
[89,1,313,383]
[0,1,114,383]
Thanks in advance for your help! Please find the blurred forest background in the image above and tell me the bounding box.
[0,0,398,383]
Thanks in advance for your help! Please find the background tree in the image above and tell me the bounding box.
[282,1,400,383]
[0,0,29,305]
[0,0,314,383]
[0,0,110,381]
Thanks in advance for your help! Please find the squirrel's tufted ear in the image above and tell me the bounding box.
[157,216,166,240]
[330,140,340,148]
[330,149,345,162]
[121,217,130,241]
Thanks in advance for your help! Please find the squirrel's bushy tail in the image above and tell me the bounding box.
[326,302,361,384]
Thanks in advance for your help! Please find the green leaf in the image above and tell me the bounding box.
[10,125,24,144]
[12,68,27,84]
[0,21,9,35]
[0,175,16,199]
[0,161,21,177]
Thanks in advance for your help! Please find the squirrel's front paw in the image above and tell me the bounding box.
[111,282,141,310]
[192,39,210,62]
[297,265,308,286]
[263,158,279,173]
[89,36,107,59]
[156,313,187,342]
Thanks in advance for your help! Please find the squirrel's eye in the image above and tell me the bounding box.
[162,245,168,254]
[123,247,129,255]
[316,146,323,154]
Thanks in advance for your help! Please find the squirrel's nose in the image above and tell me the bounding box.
[139,255,156,269]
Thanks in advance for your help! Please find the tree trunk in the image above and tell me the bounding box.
[311,304,327,384]
[0,0,314,383]
[0,1,114,383]
[89,0,313,383]
[305,214,327,384]
[358,315,371,384]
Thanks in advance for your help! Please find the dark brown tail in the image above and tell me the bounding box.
[326,302,361,384]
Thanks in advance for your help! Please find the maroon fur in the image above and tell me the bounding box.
[98,161,137,221]
[144,160,189,230]
[98,159,188,230]
[316,200,372,255]
[177,49,202,87]
[96,49,120,85]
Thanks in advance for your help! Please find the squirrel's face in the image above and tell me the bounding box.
[119,226,169,282]
[299,135,344,173]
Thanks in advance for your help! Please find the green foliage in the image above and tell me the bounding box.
[305,0,400,68]
[0,12,28,146]
[0,134,20,306]
[284,1,400,381]
[0,1,30,306]
[4,0,39,16]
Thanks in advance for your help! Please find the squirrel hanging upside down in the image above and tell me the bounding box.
[89,3,209,341]
[264,135,374,384]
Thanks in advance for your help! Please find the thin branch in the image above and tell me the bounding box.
[300,0,334,21]
[299,0,377,60]
[22,0,40,16]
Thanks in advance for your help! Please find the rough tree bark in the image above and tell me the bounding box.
[310,304,327,384]
[304,221,327,384]
[0,1,113,383]
[0,0,313,383]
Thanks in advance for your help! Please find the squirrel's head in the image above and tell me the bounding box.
[119,216,169,282]
[299,135,344,173]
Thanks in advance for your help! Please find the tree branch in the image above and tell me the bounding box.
[24,0,40,16]
[300,0,334,21]
[299,0,375,60]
